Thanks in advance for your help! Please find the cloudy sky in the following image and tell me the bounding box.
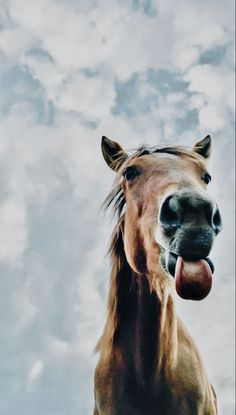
[0,0,235,414]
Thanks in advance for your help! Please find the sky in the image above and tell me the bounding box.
[0,0,235,414]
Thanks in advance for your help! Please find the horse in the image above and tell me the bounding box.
[94,135,222,415]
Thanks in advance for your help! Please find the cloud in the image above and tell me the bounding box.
[185,64,234,107]
[0,198,28,265]
[28,360,44,384]
[57,73,116,121]
[199,104,225,131]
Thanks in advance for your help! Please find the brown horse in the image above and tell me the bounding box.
[94,135,222,415]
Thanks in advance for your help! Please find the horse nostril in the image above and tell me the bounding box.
[160,195,180,229]
[212,208,223,234]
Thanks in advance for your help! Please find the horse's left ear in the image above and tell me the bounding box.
[193,135,212,159]
[101,136,128,171]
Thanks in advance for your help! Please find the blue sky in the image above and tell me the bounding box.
[0,0,235,414]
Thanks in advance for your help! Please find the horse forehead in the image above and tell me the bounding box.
[130,152,200,172]
[133,153,179,163]
[153,152,179,160]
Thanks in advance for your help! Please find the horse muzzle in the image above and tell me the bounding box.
[158,189,223,300]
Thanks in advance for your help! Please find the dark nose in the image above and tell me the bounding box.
[160,190,222,235]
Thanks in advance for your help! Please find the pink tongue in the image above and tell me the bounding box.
[175,256,213,300]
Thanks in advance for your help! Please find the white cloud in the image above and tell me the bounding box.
[0,26,35,60]
[173,8,225,47]
[46,336,70,356]
[28,360,44,384]
[199,104,225,131]
[57,73,116,120]
[25,54,64,103]
[184,64,235,131]
[0,198,28,265]
[174,46,199,71]
[185,65,225,100]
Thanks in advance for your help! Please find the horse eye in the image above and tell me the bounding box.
[202,173,212,184]
[123,166,140,182]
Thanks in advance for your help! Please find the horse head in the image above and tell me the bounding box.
[102,135,222,301]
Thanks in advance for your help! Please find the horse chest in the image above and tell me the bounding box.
[95,358,210,415]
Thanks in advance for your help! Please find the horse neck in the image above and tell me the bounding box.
[97,223,178,379]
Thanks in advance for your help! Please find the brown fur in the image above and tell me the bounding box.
[94,143,218,415]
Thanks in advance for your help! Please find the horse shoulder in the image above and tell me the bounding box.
[94,349,127,415]
[171,318,217,414]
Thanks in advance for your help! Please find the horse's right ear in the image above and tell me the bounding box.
[101,136,128,171]
[193,135,212,159]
